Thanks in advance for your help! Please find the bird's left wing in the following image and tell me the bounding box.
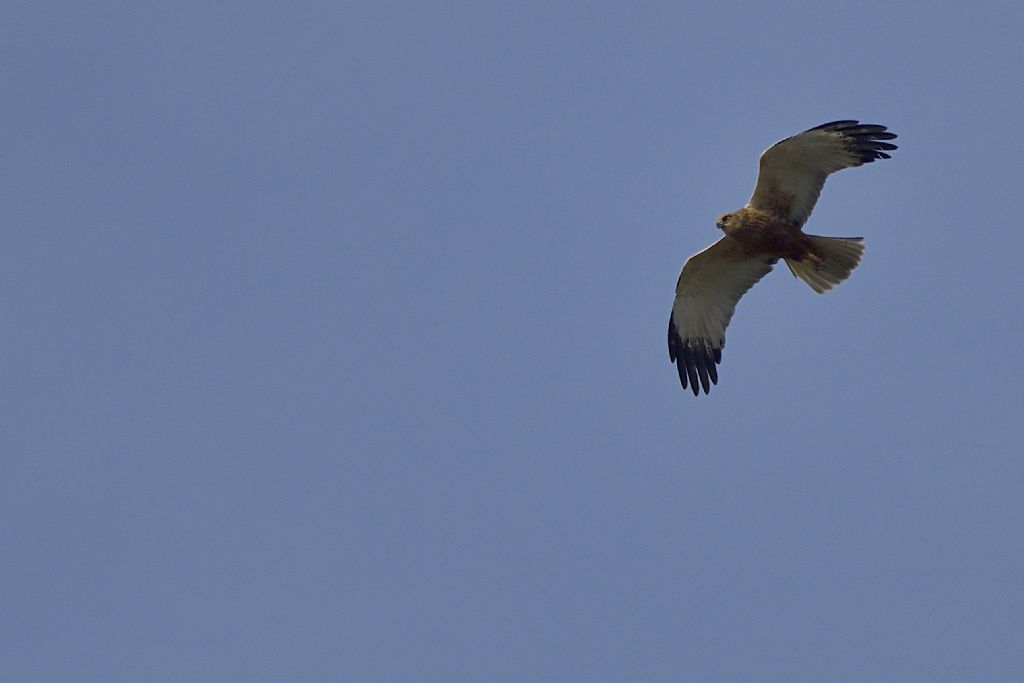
[747,120,897,226]
[668,237,777,395]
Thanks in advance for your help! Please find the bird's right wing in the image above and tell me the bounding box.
[668,237,777,395]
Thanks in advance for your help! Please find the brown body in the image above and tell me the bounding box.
[719,207,812,263]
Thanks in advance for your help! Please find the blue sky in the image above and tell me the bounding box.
[3,1,1024,681]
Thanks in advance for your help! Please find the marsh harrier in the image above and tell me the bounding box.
[668,120,897,395]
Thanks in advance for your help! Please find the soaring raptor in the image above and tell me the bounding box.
[668,120,897,395]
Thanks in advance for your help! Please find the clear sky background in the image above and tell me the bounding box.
[3,1,1024,681]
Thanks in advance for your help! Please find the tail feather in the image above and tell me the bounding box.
[785,235,865,294]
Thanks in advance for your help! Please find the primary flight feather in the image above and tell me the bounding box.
[668,120,898,395]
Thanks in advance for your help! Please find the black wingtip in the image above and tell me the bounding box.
[816,120,900,164]
[811,119,897,138]
[668,324,723,396]
[811,120,859,131]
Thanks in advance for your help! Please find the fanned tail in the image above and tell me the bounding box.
[785,235,864,294]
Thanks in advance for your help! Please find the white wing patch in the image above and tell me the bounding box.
[668,238,777,395]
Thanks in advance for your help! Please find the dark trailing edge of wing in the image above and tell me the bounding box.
[810,119,898,164]
[668,315,721,397]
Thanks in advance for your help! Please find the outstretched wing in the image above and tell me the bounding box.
[748,120,897,226]
[668,237,778,396]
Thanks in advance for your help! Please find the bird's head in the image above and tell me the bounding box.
[715,214,733,232]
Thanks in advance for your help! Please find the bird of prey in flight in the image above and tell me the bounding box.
[668,120,897,395]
